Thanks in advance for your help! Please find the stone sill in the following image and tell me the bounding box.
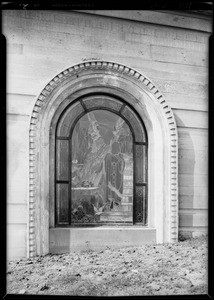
[50,227,156,254]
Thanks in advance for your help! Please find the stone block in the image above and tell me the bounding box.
[49,227,156,253]
[7,224,27,259]
[7,204,27,224]
[174,110,208,129]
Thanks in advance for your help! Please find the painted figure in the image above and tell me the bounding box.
[105,141,125,209]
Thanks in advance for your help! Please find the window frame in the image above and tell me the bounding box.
[55,94,148,227]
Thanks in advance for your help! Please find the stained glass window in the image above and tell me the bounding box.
[55,97,148,226]
[71,110,133,224]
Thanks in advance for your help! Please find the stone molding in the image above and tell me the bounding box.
[29,61,178,257]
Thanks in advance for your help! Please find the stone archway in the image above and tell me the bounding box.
[28,61,178,257]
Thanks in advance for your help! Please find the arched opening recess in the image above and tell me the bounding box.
[28,61,178,257]
[55,95,148,227]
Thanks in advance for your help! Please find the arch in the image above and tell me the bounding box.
[28,61,178,257]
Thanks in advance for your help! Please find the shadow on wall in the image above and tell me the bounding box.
[174,113,195,240]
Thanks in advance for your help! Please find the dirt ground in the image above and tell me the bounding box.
[6,235,208,296]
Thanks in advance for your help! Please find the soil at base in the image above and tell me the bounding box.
[7,235,208,296]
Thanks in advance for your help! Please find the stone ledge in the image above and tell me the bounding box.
[50,227,156,254]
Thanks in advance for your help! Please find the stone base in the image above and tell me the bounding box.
[49,227,156,254]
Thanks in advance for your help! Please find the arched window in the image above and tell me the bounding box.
[55,95,148,226]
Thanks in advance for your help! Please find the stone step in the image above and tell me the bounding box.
[124,174,133,178]
[124,175,133,180]
[124,163,133,167]
[100,212,132,222]
[124,169,133,173]
[123,181,133,187]
[124,162,133,165]
[102,211,131,215]
[120,203,133,212]
[50,228,157,253]
[124,155,133,160]
[123,195,133,199]
[123,188,133,195]
[123,172,133,177]
[124,164,133,167]
[121,196,133,203]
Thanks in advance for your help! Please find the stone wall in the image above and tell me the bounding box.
[3,10,210,259]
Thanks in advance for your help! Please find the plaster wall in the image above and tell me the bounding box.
[3,10,210,259]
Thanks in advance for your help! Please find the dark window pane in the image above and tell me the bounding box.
[57,102,84,137]
[122,106,146,143]
[135,144,147,184]
[134,185,147,224]
[56,183,69,224]
[56,139,69,181]
[83,95,123,112]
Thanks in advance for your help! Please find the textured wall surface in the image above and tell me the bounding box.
[3,10,210,258]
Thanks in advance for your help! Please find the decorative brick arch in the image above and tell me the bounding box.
[29,61,178,257]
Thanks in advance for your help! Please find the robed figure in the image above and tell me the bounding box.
[105,141,125,209]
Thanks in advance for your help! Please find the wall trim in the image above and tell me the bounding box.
[73,10,212,33]
[29,60,178,257]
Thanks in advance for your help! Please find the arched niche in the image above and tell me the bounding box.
[28,61,178,257]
